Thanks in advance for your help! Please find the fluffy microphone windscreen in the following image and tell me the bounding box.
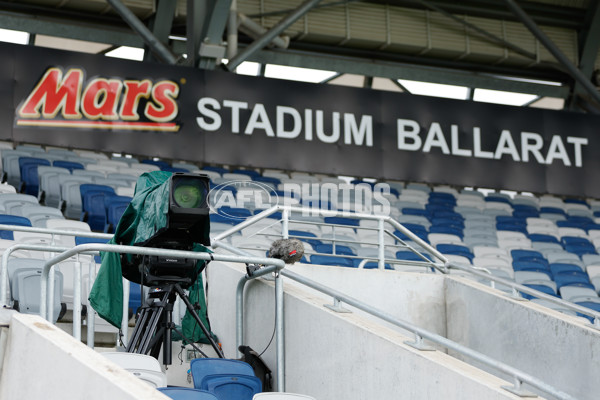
[268,238,305,264]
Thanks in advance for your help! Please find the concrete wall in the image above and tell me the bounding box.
[285,264,447,339]
[207,261,537,400]
[445,276,600,400]
[0,311,167,400]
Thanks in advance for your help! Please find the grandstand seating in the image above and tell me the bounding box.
[2,141,600,355]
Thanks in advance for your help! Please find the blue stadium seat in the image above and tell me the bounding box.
[401,208,430,218]
[521,284,559,300]
[314,243,356,256]
[429,225,463,239]
[80,184,116,231]
[75,236,110,263]
[104,196,131,233]
[53,160,84,172]
[436,243,473,261]
[540,207,566,216]
[190,358,255,389]
[0,215,32,240]
[395,250,432,262]
[210,214,237,225]
[511,249,547,265]
[485,195,512,205]
[512,261,552,278]
[19,157,51,195]
[158,387,218,400]
[128,281,143,315]
[162,166,190,173]
[550,263,584,276]
[574,300,600,323]
[393,224,428,241]
[528,234,560,244]
[496,222,527,235]
[141,159,171,169]
[323,216,359,226]
[232,169,261,179]
[555,272,595,291]
[310,255,355,268]
[202,166,230,175]
[287,230,322,247]
[219,207,253,219]
[200,374,262,400]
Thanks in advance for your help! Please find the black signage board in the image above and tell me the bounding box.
[2,42,599,198]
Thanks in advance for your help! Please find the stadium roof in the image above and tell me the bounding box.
[0,0,598,111]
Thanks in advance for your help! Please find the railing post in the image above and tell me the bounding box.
[121,277,130,347]
[73,260,82,341]
[282,208,290,239]
[275,270,285,392]
[87,259,96,348]
[378,218,385,270]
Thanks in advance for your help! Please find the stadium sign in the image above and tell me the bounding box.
[16,67,180,131]
[2,42,600,198]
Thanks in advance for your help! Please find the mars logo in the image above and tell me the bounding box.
[16,67,180,131]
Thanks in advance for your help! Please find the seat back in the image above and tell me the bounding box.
[158,387,219,400]
[10,260,63,323]
[53,160,84,172]
[19,157,51,195]
[0,215,32,240]
[103,352,167,388]
[201,374,262,400]
[190,358,255,389]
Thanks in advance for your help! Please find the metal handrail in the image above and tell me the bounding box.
[279,268,576,400]
[217,237,577,400]
[448,261,600,327]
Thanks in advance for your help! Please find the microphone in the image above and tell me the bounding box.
[268,238,305,264]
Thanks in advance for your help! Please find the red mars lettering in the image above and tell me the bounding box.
[17,67,180,131]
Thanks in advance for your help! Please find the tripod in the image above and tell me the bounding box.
[126,281,224,364]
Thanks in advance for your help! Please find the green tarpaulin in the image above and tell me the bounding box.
[88,171,213,344]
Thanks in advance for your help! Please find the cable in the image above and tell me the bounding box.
[257,290,278,357]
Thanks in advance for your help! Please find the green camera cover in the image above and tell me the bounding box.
[88,171,214,344]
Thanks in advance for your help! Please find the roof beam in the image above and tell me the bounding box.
[144,0,177,62]
[246,48,569,98]
[106,0,177,64]
[196,0,233,69]
[504,0,600,108]
[568,0,600,110]
[0,11,143,48]
[226,0,325,71]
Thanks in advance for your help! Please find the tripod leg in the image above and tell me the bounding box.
[174,284,224,358]
[127,303,152,352]
[163,303,173,365]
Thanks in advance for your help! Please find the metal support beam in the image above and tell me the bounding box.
[504,0,600,107]
[144,0,177,62]
[418,0,542,64]
[106,0,177,64]
[197,0,233,70]
[226,0,325,71]
[0,12,143,48]
[226,0,238,60]
[187,0,205,67]
[247,48,569,98]
[568,0,600,110]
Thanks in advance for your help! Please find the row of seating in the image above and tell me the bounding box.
[104,352,315,400]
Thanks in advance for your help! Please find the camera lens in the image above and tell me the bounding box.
[173,180,204,208]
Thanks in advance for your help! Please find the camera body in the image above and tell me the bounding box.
[120,172,212,287]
